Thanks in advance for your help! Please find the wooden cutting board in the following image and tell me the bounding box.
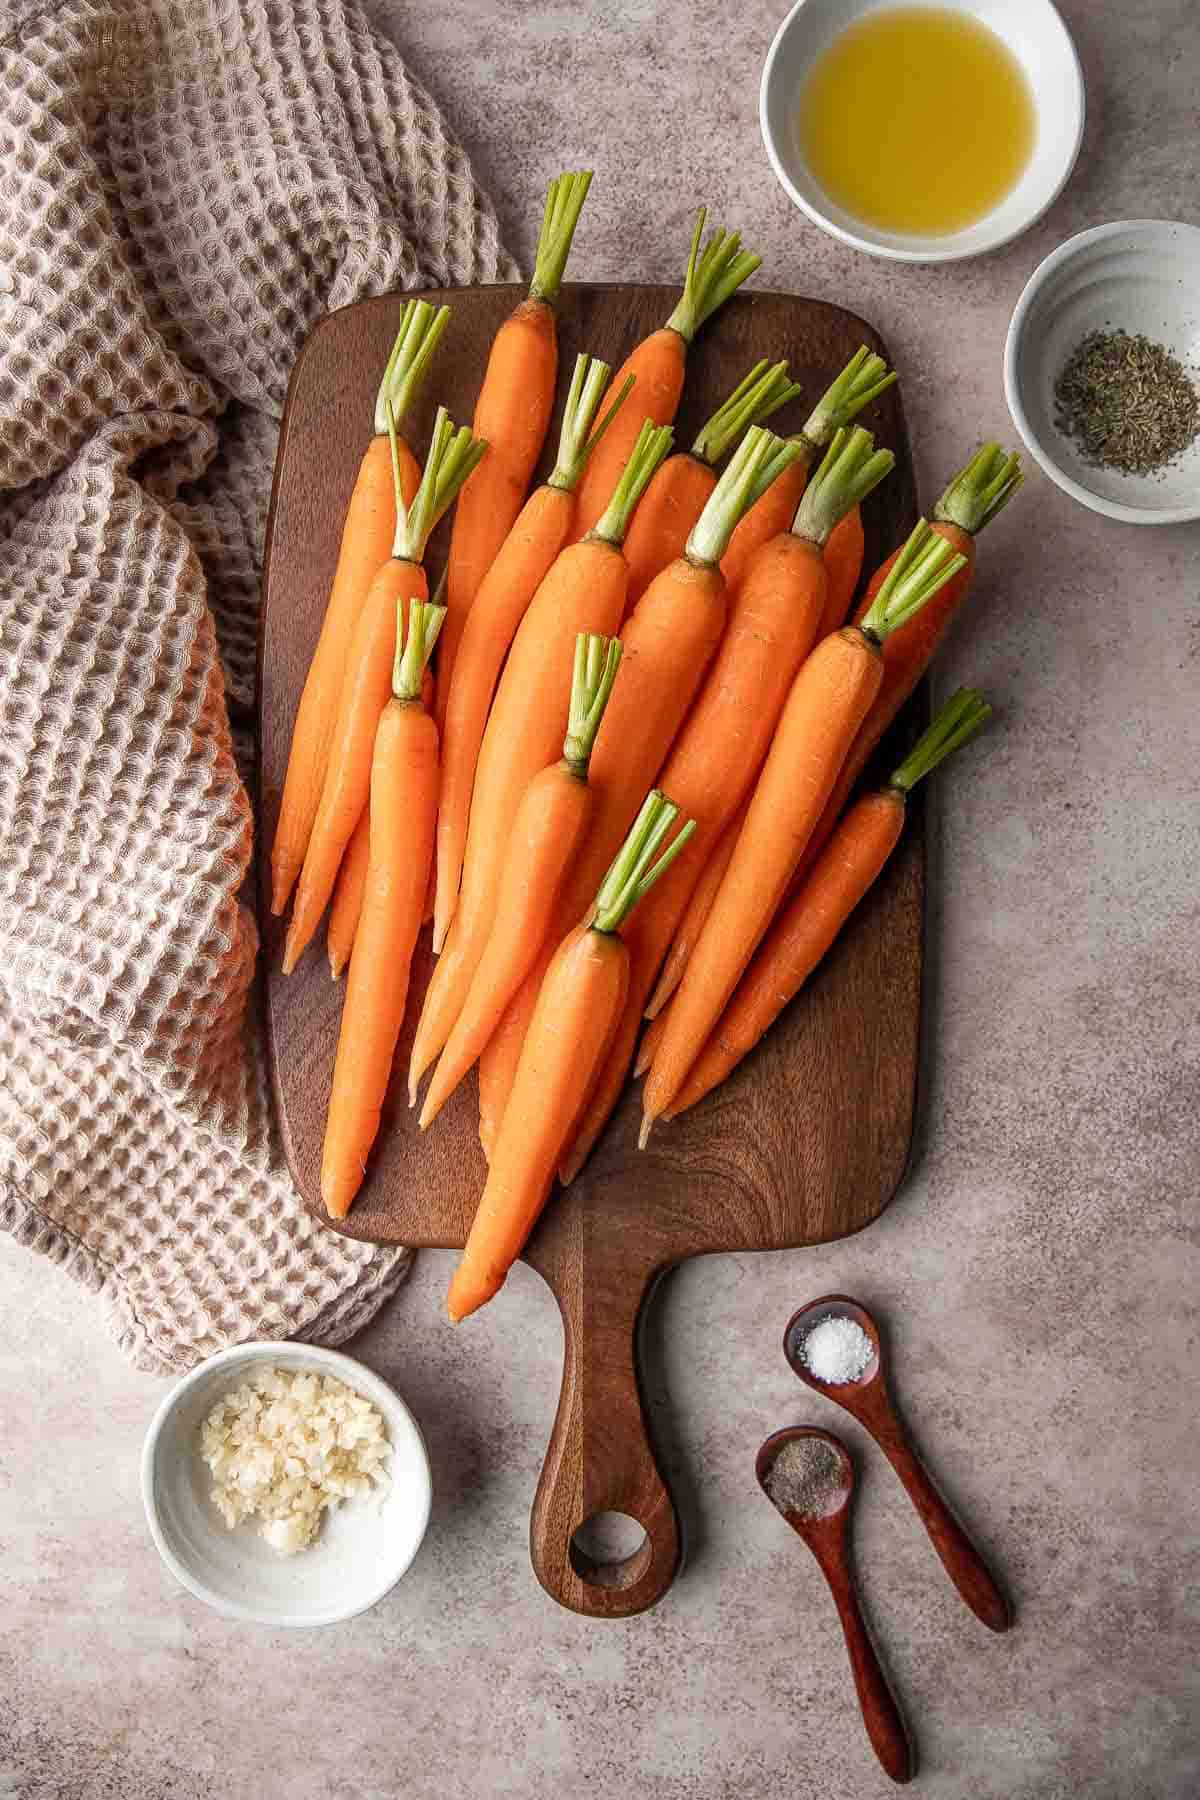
[258,284,922,1619]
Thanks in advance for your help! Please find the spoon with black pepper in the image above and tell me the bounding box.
[757,1427,914,1785]
[784,1296,1011,1633]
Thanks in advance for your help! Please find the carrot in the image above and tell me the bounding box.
[321,600,445,1219]
[721,346,897,593]
[327,809,369,980]
[665,691,992,1120]
[818,504,866,636]
[418,633,622,1129]
[282,406,486,973]
[474,424,809,1143]
[328,589,441,979]
[621,360,801,606]
[640,519,969,1138]
[438,172,592,736]
[447,791,695,1321]
[432,353,632,952]
[572,209,763,538]
[407,420,673,1098]
[642,801,742,1031]
[270,300,449,915]
[789,443,1023,893]
[554,427,895,1174]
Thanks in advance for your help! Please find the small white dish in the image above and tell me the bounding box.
[142,1341,431,1628]
[1004,219,1200,524]
[759,0,1084,263]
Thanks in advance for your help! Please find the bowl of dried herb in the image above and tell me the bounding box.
[1004,219,1200,524]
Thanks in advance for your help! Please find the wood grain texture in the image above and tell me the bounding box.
[258,284,923,1618]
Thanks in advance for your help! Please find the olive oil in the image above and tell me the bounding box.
[799,7,1035,236]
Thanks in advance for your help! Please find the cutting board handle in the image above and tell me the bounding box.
[529,1266,681,1618]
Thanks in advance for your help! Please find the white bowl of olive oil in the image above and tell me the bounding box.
[760,0,1084,263]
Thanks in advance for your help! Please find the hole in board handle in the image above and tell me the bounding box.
[569,1511,652,1590]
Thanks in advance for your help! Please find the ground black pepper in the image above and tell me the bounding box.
[1054,329,1200,477]
[763,1436,844,1518]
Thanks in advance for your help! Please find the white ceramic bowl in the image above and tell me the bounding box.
[1004,219,1200,524]
[142,1341,432,1627]
[760,0,1084,262]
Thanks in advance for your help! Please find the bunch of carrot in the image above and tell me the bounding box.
[270,167,1023,1323]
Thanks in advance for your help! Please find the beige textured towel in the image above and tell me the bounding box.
[0,0,516,1370]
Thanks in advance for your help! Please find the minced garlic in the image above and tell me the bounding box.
[199,1366,390,1555]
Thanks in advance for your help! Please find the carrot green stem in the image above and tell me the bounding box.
[550,357,635,493]
[859,520,968,643]
[801,346,898,451]
[392,598,447,703]
[563,632,623,776]
[691,360,803,468]
[373,300,452,437]
[791,425,896,547]
[687,426,805,567]
[888,688,992,793]
[590,420,675,547]
[664,208,763,345]
[530,171,593,305]
[391,402,488,563]
[593,791,697,934]
[934,442,1024,535]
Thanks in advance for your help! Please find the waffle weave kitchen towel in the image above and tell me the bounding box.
[0,0,516,1370]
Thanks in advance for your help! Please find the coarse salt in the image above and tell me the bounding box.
[199,1366,390,1555]
[799,1315,873,1385]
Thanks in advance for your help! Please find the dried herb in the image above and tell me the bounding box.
[1054,329,1200,477]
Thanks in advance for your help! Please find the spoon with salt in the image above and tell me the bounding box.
[784,1296,1011,1633]
[757,1427,914,1785]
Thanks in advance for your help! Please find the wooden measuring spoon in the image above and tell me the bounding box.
[757,1427,914,1784]
[784,1296,1011,1633]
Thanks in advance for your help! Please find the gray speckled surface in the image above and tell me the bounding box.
[4,1,1200,1796]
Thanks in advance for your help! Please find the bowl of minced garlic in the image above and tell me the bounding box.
[142,1343,431,1626]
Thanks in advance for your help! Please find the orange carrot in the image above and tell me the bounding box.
[474,424,809,1142]
[642,800,742,1029]
[721,346,897,593]
[641,521,968,1136]
[270,301,448,915]
[621,360,801,606]
[447,792,694,1320]
[408,421,673,1098]
[790,443,1023,892]
[818,504,866,635]
[329,596,440,979]
[439,172,592,735]
[665,691,992,1119]
[321,600,445,1219]
[557,426,896,1174]
[573,209,763,538]
[433,352,632,951]
[283,407,486,973]
[419,633,622,1129]
[327,808,370,980]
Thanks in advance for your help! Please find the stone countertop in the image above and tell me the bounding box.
[3,1,1198,1796]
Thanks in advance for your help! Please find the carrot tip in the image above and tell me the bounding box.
[638,1114,654,1151]
[633,1042,653,1080]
